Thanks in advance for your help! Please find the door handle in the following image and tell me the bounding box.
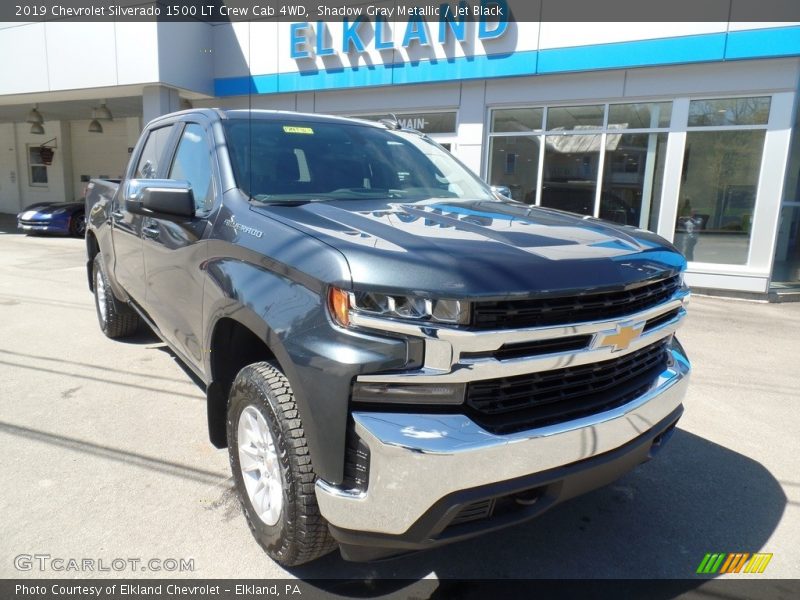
[142,225,160,239]
[111,210,124,220]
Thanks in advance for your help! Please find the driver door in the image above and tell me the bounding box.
[142,121,218,370]
[112,124,175,305]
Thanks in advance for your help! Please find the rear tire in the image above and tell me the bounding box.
[70,212,86,237]
[227,362,336,566]
[93,254,139,339]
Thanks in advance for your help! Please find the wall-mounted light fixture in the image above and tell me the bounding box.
[94,100,113,121]
[30,122,45,135]
[88,99,112,133]
[26,104,44,124]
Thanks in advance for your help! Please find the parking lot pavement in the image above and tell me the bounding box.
[1,224,798,584]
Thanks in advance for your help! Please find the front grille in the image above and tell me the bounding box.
[643,308,681,332]
[471,274,680,330]
[466,340,670,434]
[461,335,592,361]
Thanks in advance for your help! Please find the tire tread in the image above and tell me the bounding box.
[93,254,139,339]
[228,362,336,566]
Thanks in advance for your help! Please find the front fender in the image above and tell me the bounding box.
[203,256,409,484]
[85,182,128,300]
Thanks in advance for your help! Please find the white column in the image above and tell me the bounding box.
[656,98,689,242]
[142,85,181,125]
[639,133,659,230]
[455,81,487,176]
[748,91,796,272]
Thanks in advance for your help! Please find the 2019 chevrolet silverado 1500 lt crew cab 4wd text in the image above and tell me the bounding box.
[85,109,691,565]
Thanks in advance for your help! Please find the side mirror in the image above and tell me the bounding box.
[125,179,195,219]
[491,185,512,200]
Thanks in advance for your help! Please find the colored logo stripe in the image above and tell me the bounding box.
[745,553,773,574]
[697,553,725,574]
[697,552,772,574]
[720,553,748,573]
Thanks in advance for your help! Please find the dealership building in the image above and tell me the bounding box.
[0,17,799,297]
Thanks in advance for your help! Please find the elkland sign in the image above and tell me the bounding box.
[289,1,509,58]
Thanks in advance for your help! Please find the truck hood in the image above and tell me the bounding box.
[252,198,685,298]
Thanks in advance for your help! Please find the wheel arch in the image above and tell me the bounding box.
[205,313,288,449]
[86,230,100,292]
[201,250,355,484]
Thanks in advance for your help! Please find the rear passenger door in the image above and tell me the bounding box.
[113,124,175,305]
[142,121,218,369]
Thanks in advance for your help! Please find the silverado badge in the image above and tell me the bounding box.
[224,215,263,238]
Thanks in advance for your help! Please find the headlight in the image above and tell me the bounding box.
[328,287,469,328]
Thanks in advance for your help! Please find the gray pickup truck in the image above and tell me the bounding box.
[85,108,690,565]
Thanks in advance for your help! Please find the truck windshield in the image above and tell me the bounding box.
[223,119,493,203]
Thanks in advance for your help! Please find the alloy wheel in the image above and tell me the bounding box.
[237,405,283,526]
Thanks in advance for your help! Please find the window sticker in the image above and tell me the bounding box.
[283,126,314,135]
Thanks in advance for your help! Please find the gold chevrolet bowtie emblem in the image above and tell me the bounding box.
[599,323,644,352]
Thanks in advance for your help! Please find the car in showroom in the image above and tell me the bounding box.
[17,201,86,236]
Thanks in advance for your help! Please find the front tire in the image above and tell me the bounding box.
[93,254,139,339]
[227,362,336,566]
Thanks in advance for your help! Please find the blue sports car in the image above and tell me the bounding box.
[17,202,86,237]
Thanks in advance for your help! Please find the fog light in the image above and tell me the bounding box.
[352,382,466,405]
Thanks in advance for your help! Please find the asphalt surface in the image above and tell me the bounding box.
[1,217,798,585]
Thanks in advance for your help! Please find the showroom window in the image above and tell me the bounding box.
[673,97,770,265]
[487,102,671,230]
[541,105,605,220]
[487,107,543,204]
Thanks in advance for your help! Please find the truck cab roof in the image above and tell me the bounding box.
[146,108,387,130]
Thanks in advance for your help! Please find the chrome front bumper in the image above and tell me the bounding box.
[18,222,59,232]
[316,342,690,536]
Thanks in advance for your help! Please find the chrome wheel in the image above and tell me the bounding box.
[95,268,107,324]
[237,405,283,526]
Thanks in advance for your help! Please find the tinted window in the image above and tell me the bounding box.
[135,125,174,179]
[688,97,771,127]
[223,119,492,202]
[169,124,214,212]
[546,105,604,131]
[674,130,766,264]
[491,108,543,132]
[608,102,672,129]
